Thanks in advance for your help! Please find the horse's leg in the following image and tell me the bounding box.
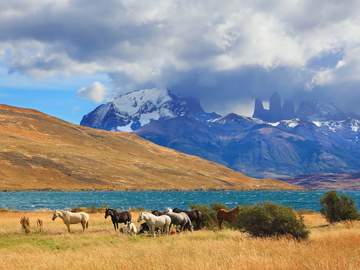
[81,221,85,232]
[164,224,169,236]
[112,221,116,231]
[67,223,71,233]
[217,219,222,230]
[151,225,156,237]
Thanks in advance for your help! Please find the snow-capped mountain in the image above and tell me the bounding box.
[80,88,220,132]
[134,113,360,179]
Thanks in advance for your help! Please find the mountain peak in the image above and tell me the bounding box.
[80,88,220,132]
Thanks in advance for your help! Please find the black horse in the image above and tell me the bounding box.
[172,208,202,230]
[137,222,161,234]
[105,208,132,231]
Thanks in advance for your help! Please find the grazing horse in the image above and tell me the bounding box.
[105,208,132,231]
[216,206,241,230]
[172,208,202,230]
[166,211,193,233]
[137,212,171,237]
[52,210,89,233]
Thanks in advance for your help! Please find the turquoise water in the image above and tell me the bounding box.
[1,190,360,212]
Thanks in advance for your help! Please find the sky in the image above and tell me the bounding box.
[1,0,360,124]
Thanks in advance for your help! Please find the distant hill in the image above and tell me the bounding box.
[0,104,300,191]
[278,173,360,190]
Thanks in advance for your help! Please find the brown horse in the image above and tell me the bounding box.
[151,210,167,216]
[216,206,241,230]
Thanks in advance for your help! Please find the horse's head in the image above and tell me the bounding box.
[166,207,172,212]
[105,208,110,219]
[52,210,60,221]
[172,208,180,213]
[137,212,144,223]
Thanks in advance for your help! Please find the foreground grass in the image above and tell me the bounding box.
[0,211,360,269]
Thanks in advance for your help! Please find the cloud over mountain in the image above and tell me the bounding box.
[1,0,360,115]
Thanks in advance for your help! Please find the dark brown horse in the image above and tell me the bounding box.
[172,208,202,230]
[216,206,240,230]
[105,208,132,231]
[151,210,167,216]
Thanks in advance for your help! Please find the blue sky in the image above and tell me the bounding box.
[1,0,360,124]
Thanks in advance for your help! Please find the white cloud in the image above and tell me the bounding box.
[1,0,360,112]
[76,81,109,103]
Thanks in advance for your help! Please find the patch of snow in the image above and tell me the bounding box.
[115,122,133,132]
[139,111,161,126]
[312,121,322,127]
[268,122,280,127]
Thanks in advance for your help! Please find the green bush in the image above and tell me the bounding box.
[319,190,360,224]
[232,202,310,240]
[189,202,230,230]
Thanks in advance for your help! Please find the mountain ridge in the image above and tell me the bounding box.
[0,104,301,191]
[134,113,360,180]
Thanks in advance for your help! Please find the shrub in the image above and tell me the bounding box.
[210,202,228,212]
[232,202,310,240]
[319,190,360,224]
[20,216,31,234]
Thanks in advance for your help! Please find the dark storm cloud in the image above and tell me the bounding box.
[1,0,360,114]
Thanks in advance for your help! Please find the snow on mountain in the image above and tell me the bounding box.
[80,88,219,132]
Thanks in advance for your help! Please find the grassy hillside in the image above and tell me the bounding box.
[0,104,302,191]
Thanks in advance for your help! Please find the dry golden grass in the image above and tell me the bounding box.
[0,104,302,191]
[0,211,359,270]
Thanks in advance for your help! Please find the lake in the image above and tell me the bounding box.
[2,190,360,212]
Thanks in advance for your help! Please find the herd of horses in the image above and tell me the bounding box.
[52,206,241,236]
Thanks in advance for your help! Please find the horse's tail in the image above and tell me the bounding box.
[195,210,202,229]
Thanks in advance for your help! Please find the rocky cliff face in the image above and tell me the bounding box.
[268,92,282,122]
[252,98,269,120]
[281,99,297,120]
[252,93,350,123]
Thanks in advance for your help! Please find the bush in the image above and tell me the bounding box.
[232,202,310,240]
[319,190,360,224]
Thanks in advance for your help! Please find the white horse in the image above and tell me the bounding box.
[137,212,171,237]
[126,221,137,236]
[52,210,89,233]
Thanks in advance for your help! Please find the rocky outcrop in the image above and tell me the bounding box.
[281,99,297,120]
[252,98,269,121]
[296,100,346,121]
[268,92,282,122]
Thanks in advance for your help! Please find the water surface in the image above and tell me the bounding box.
[2,190,360,212]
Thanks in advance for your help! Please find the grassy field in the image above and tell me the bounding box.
[0,211,360,269]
